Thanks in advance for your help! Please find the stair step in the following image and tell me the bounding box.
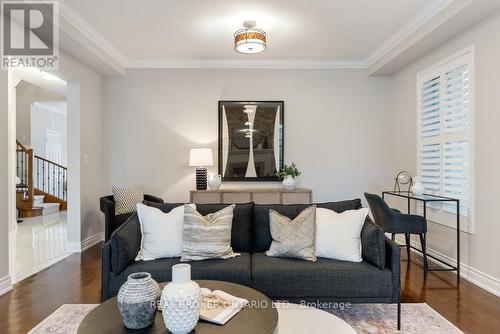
[40,202,60,215]
[33,195,45,206]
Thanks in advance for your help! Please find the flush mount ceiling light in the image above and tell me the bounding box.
[234,20,267,54]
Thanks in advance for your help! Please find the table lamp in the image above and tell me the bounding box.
[189,148,213,190]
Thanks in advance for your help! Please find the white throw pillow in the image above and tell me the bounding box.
[315,207,369,262]
[135,203,196,261]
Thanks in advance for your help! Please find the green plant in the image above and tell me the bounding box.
[276,163,301,179]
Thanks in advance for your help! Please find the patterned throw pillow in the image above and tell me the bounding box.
[112,185,144,215]
[266,205,317,262]
[181,204,240,261]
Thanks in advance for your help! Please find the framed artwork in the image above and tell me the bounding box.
[218,101,284,181]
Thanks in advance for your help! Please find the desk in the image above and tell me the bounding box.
[382,191,460,282]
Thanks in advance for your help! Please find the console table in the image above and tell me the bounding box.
[382,190,460,283]
[190,188,312,205]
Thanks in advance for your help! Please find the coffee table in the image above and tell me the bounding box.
[78,280,278,334]
[273,303,356,333]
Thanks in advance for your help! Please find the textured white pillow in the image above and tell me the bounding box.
[136,203,196,261]
[315,207,369,262]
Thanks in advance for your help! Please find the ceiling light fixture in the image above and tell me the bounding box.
[234,20,267,54]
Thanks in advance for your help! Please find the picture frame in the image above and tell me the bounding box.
[218,101,284,181]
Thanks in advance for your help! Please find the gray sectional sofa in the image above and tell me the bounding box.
[101,199,401,328]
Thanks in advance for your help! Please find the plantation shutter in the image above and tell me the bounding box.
[417,51,472,223]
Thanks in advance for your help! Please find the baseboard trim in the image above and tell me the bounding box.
[0,275,13,296]
[395,235,500,297]
[65,231,104,253]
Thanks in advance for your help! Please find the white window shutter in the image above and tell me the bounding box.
[417,49,473,231]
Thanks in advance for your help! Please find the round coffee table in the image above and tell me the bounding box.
[78,280,278,334]
[273,303,356,334]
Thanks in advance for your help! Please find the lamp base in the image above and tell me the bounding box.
[195,168,207,190]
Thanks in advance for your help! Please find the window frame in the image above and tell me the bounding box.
[416,46,475,234]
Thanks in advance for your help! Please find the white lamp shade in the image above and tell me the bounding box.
[189,148,213,167]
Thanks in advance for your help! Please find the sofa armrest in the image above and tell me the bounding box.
[361,218,386,269]
[144,194,164,203]
[385,236,401,302]
[101,241,112,301]
[100,196,116,241]
[100,195,116,215]
[109,214,141,275]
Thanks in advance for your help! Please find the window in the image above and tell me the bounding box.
[417,48,474,233]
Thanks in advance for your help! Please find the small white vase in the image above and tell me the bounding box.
[161,264,200,334]
[208,174,222,190]
[411,176,425,195]
[282,175,297,190]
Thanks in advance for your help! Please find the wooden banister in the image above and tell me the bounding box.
[34,155,67,170]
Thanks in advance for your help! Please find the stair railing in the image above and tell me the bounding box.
[33,155,68,201]
[16,140,34,203]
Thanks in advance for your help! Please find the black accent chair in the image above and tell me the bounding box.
[364,193,428,271]
[100,194,164,242]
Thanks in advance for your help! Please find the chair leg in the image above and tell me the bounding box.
[419,233,428,273]
[397,291,401,330]
[405,234,411,261]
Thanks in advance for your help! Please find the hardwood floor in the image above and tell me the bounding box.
[1,244,499,333]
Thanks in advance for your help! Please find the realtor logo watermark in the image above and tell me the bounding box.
[1,0,59,69]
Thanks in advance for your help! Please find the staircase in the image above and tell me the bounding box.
[16,140,67,218]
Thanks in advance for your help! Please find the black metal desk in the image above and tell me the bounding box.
[382,191,460,283]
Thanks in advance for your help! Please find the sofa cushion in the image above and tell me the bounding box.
[110,214,141,274]
[251,252,393,300]
[361,218,386,269]
[253,199,362,252]
[109,253,252,297]
[144,202,254,253]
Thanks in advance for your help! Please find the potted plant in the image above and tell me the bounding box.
[277,163,301,190]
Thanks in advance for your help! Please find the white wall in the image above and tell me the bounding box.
[55,52,104,250]
[389,14,500,295]
[15,81,66,147]
[31,102,68,165]
[103,69,392,204]
[0,70,13,295]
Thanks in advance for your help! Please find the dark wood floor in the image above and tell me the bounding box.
[1,244,499,333]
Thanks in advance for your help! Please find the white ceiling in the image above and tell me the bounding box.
[64,0,435,62]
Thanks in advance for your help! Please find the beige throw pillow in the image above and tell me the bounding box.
[112,184,144,215]
[181,204,240,261]
[266,205,317,262]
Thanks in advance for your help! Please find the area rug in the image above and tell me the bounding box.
[28,303,462,334]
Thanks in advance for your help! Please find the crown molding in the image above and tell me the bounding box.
[58,1,128,69]
[364,0,456,68]
[53,0,477,75]
[127,59,367,69]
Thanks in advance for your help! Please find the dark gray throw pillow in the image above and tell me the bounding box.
[361,218,386,269]
[253,199,362,253]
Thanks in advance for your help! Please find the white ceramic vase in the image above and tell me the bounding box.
[282,175,297,190]
[161,264,200,334]
[411,176,425,195]
[208,174,222,190]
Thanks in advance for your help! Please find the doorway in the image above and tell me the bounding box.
[8,68,70,283]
